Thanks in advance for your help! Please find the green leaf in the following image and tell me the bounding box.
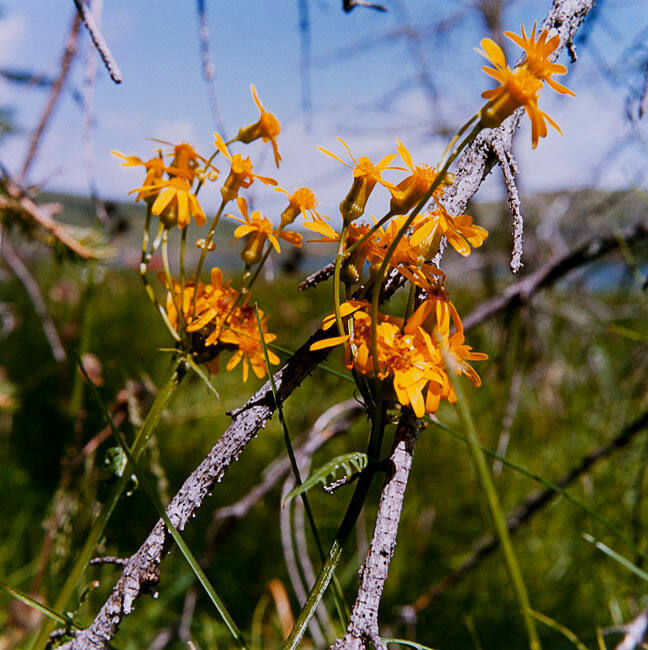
[526,608,588,650]
[583,533,648,582]
[186,356,220,400]
[383,638,437,650]
[0,579,79,628]
[283,452,368,505]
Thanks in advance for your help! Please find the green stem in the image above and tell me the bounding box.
[139,217,180,342]
[180,226,187,298]
[254,308,349,634]
[333,223,349,337]
[161,229,184,333]
[444,363,541,650]
[32,362,184,650]
[283,400,386,649]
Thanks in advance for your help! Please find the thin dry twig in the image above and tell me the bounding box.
[1,170,95,259]
[20,13,82,183]
[342,0,387,13]
[1,233,66,361]
[492,138,524,273]
[195,0,227,136]
[462,219,648,331]
[72,0,122,84]
[332,410,421,650]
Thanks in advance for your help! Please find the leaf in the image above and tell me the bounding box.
[283,452,368,505]
[186,356,220,400]
[383,638,437,650]
[526,609,588,650]
[583,533,648,582]
[0,579,79,628]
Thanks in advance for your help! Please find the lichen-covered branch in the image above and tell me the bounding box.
[332,410,421,650]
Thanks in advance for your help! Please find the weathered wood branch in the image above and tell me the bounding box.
[332,410,421,650]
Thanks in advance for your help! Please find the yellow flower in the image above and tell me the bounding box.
[136,177,206,229]
[166,143,207,183]
[214,133,277,203]
[227,196,302,266]
[478,24,574,148]
[389,139,442,215]
[506,23,576,97]
[220,305,280,382]
[276,186,326,226]
[410,200,488,257]
[112,150,167,204]
[235,84,282,167]
[318,138,398,223]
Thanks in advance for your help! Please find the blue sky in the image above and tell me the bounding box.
[1,0,647,219]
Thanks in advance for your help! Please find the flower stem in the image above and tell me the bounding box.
[333,223,349,337]
[283,399,386,649]
[161,228,185,333]
[139,215,181,342]
[443,358,541,650]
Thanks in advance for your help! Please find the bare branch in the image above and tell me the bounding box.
[0,172,96,258]
[332,410,421,650]
[342,0,387,13]
[639,56,648,119]
[492,138,524,273]
[462,220,648,332]
[20,12,81,183]
[72,0,122,84]
[195,0,227,136]
[1,233,66,361]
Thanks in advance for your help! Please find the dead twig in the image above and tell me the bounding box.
[332,410,421,650]
[72,0,122,84]
[20,13,82,183]
[1,233,66,361]
[463,220,648,332]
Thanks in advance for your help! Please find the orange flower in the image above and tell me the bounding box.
[276,186,327,226]
[305,219,376,285]
[389,139,441,215]
[411,200,488,258]
[136,177,206,229]
[318,138,398,223]
[506,23,576,97]
[227,196,302,266]
[166,143,207,182]
[180,268,280,381]
[220,305,280,382]
[478,24,574,148]
[214,133,277,203]
[311,300,485,417]
[235,84,282,167]
[112,150,167,204]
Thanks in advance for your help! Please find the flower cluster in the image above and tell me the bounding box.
[113,22,574,417]
[164,267,279,382]
[312,296,486,417]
